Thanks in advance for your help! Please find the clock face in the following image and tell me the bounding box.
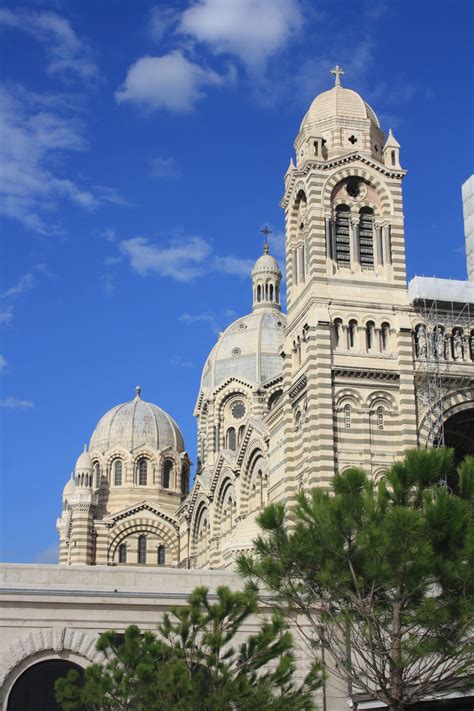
[231,401,246,420]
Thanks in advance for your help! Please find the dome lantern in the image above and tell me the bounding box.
[252,227,282,312]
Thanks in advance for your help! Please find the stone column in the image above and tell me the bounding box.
[325,217,332,259]
[351,218,359,266]
[383,224,392,265]
[375,223,384,265]
[292,249,298,285]
[298,245,305,283]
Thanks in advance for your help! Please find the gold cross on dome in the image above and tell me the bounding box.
[330,64,344,86]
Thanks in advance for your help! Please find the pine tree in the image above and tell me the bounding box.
[55,585,322,711]
[238,449,474,711]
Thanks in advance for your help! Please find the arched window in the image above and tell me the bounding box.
[381,322,390,352]
[138,535,147,564]
[238,425,245,447]
[94,463,101,489]
[114,460,122,486]
[348,320,357,349]
[359,207,374,267]
[162,460,173,489]
[118,543,127,563]
[257,284,261,302]
[391,150,396,166]
[366,321,375,351]
[226,427,236,451]
[268,389,283,410]
[335,205,351,266]
[377,406,385,431]
[181,465,189,495]
[157,545,165,566]
[344,404,352,429]
[334,318,343,348]
[138,459,147,486]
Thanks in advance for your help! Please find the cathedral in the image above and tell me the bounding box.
[56,67,474,572]
[1,69,473,711]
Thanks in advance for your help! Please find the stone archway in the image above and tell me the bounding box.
[7,659,84,711]
[443,407,474,464]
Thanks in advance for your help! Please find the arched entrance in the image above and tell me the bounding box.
[7,659,84,711]
[443,407,474,464]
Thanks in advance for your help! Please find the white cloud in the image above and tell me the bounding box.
[149,6,180,41]
[0,9,97,80]
[150,156,180,179]
[120,234,262,282]
[0,264,47,324]
[0,354,7,371]
[0,85,125,234]
[116,50,229,112]
[179,0,303,71]
[1,396,35,410]
[179,310,236,333]
[169,355,193,368]
[100,227,117,242]
[120,235,212,281]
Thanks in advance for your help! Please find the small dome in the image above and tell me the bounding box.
[63,477,76,497]
[89,389,184,454]
[200,310,286,393]
[75,446,92,472]
[252,251,281,276]
[300,85,380,132]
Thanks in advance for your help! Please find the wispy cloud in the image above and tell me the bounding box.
[102,273,116,297]
[179,309,236,334]
[169,355,194,368]
[149,6,180,41]
[119,234,258,282]
[116,50,231,112]
[0,264,47,324]
[0,85,126,234]
[149,156,180,179]
[0,8,98,80]
[179,0,303,72]
[34,542,59,563]
[1,396,36,410]
[0,354,7,371]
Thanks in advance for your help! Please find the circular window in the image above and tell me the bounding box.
[231,401,246,419]
[346,180,360,198]
[232,347,241,356]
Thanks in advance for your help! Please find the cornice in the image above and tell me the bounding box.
[103,501,179,531]
[289,374,307,399]
[333,366,400,381]
[281,152,406,208]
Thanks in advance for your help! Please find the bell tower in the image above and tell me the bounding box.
[270,68,418,502]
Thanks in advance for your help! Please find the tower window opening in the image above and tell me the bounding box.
[381,322,390,352]
[162,460,173,489]
[314,140,319,156]
[377,406,385,431]
[359,208,374,268]
[270,283,274,301]
[118,543,127,564]
[238,425,245,447]
[348,320,357,349]
[391,150,396,166]
[138,458,147,486]
[335,205,351,266]
[344,404,352,429]
[114,460,122,486]
[226,427,236,451]
[334,318,343,348]
[157,545,165,566]
[138,535,147,564]
[181,465,189,495]
[257,284,262,302]
[366,321,375,351]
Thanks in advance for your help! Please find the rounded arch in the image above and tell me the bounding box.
[0,628,103,707]
[366,390,396,410]
[323,167,394,216]
[335,389,363,409]
[240,446,268,515]
[418,387,474,450]
[108,518,179,563]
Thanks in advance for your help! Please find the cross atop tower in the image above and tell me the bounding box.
[330,64,344,86]
[260,225,272,254]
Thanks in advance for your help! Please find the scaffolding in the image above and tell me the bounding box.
[413,293,473,448]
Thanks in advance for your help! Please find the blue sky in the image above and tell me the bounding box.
[0,0,473,564]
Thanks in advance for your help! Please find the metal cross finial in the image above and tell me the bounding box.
[260,225,272,253]
[330,64,344,86]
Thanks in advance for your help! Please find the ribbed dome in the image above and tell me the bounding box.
[89,389,184,453]
[252,252,281,276]
[200,311,286,393]
[63,477,76,497]
[300,85,380,131]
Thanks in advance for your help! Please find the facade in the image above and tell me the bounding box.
[56,70,474,571]
[1,69,473,710]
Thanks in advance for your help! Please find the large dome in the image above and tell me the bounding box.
[89,388,184,453]
[200,310,286,393]
[300,85,380,131]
